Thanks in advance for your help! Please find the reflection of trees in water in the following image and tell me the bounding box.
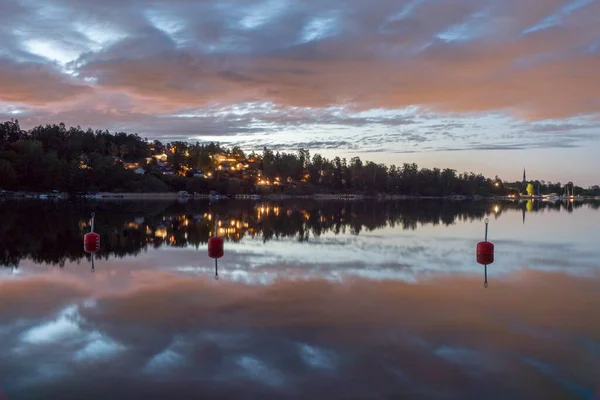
[1,199,597,267]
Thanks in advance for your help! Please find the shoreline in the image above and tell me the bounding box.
[2,191,599,202]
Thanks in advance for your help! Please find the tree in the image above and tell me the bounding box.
[0,159,17,188]
[526,183,535,196]
[2,119,600,197]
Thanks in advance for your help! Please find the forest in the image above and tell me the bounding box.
[1,120,599,196]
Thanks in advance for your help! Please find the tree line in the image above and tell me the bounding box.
[1,120,599,196]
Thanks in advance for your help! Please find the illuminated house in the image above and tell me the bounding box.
[154,153,168,162]
[214,153,240,164]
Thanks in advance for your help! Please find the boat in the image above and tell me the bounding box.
[543,193,560,201]
[559,185,571,200]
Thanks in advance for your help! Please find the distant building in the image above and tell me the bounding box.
[134,167,145,175]
[124,162,138,169]
[191,169,204,178]
[156,165,174,175]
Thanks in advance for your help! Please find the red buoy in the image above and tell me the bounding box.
[84,232,101,253]
[476,218,495,288]
[476,245,494,265]
[84,212,99,272]
[208,236,224,259]
[476,217,495,265]
[84,212,100,253]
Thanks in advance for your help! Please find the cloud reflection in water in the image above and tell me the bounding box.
[0,271,598,399]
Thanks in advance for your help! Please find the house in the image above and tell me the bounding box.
[156,165,174,175]
[154,153,168,162]
[214,153,241,164]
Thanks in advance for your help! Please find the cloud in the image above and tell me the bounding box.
[0,0,599,163]
[0,58,91,104]
[1,0,598,115]
[56,0,599,118]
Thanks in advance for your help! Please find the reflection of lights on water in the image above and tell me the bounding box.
[494,205,500,214]
[155,228,168,239]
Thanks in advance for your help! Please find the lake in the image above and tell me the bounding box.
[1,199,599,400]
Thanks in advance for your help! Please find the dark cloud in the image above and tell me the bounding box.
[0,0,599,159]
[2,0,599,117]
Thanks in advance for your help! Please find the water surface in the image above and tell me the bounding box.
[1,199,599,399]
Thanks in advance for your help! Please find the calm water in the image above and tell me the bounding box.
[1,199,599,400]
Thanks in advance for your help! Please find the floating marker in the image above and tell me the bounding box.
[83,212,100,271]
[476,217,494,288]
[208,216,224,280]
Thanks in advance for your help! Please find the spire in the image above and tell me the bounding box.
[522,167,526,183]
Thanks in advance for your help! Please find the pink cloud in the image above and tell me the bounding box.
[0,59,91,104]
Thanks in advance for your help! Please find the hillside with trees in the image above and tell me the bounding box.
[1,120,599,197]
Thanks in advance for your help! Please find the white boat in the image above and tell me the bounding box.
[543,193,560,201]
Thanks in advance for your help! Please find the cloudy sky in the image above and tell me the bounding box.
[0,0,599,184]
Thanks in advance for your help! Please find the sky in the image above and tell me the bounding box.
[0,0,599,185]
